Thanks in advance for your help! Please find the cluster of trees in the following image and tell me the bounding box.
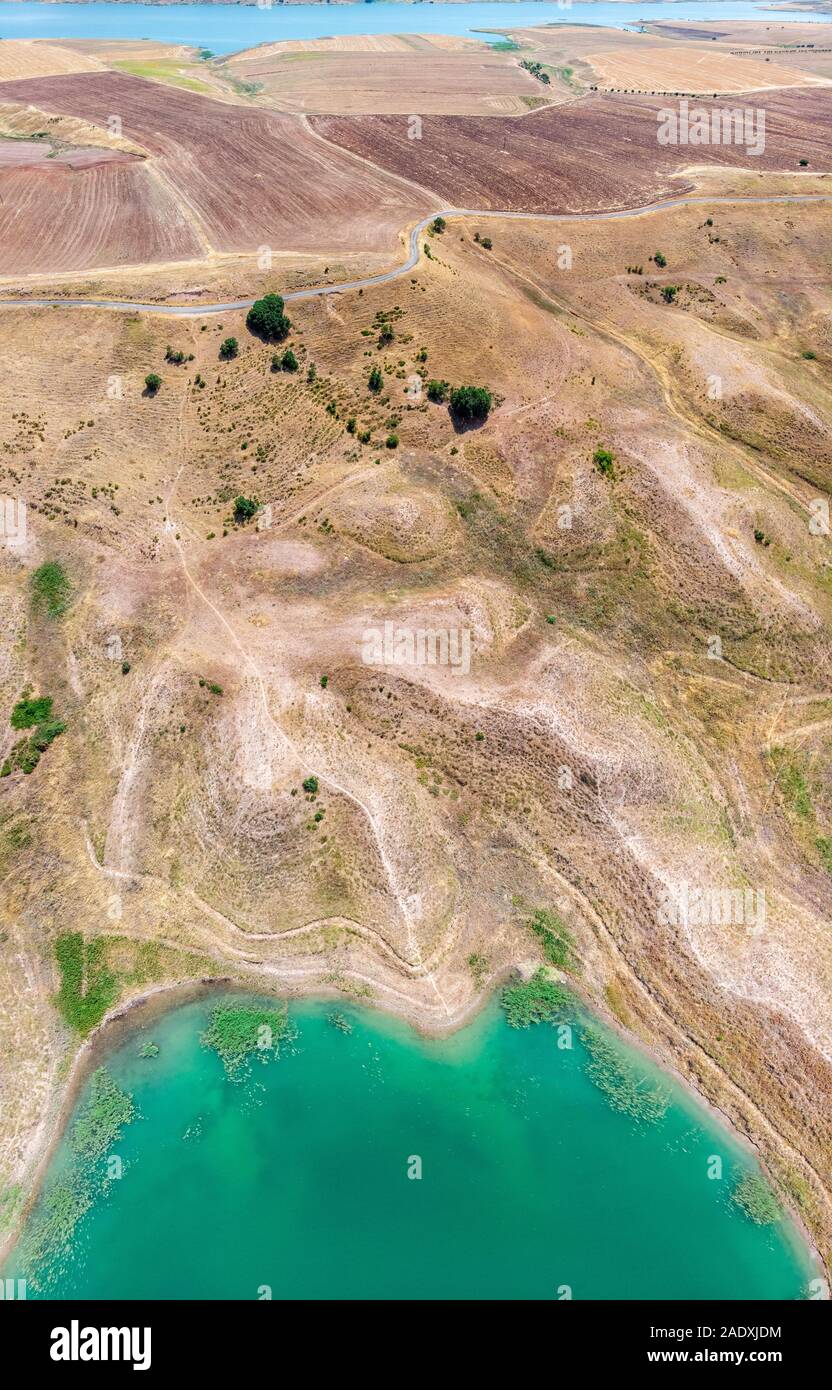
[247,293,291,342]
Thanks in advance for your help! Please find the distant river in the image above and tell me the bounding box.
[0,2,831,56]
[5,995,817,1299]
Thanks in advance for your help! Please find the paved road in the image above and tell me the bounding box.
[0,194,828,316]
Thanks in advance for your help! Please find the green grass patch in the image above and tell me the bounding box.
[770,747,813,819]
[112,59,213,94]
[30,561,71,618]
[54,932,120,1036]
[525,905,576,970]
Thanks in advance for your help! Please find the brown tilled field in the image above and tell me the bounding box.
[0,71,434,271]
[313,90,832,214]
[0,161,204,274]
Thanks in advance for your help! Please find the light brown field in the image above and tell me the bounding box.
[231,34,482,57]
[225,46,550,116]
[586,44,829,93]
[0,41,103,82]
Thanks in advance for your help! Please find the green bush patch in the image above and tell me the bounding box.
[11,695,53,729]
[501,968,572,1028]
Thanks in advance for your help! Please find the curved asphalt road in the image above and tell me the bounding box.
[0,194,828,316]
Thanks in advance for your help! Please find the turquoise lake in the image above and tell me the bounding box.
[7,994,816,1300]
[0,2,830,56]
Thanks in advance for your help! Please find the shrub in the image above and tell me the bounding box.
[219,337,238,360]
[653,251,667,267]
[302,775,318,795]
[594,446,615,477]
[661,285,678,303]
[430,216,446,234]
[144,373,162,394]
[426,379,449,403]
[31,562,71,618]
[368,365,384,392]
[11,695,53,729]
[386,433,399,449]
[280,348,298,372]
[449,385,492,425]
[233,495,259,523]
[246,293,291,342]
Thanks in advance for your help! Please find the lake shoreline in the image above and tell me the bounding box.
[1,964,826,1290]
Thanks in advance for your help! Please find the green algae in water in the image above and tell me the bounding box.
[8,1000,817,1300]
[201,1001,296,1078]
[70,1067,135,1163]
[732,1172,781,1225]
[580,1024,669,1124]
[17,1068,135,1290]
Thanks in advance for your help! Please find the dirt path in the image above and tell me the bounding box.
[0,193,829,316]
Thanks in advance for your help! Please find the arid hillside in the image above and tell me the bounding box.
[3,183,832,1270]
[1,27,832,1280]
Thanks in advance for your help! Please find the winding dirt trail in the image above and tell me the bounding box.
[0,193,829,316]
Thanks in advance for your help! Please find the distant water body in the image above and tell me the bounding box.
[6,995,816,1299]
[0,2,830,56]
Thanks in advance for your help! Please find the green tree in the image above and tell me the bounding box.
[219,337,238,360]
[368,365,384,392]
[280,348,298,372]
[450,385,492,425]
[246,293,291,342]
[144,373,162,394]
[233,495,259,524]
